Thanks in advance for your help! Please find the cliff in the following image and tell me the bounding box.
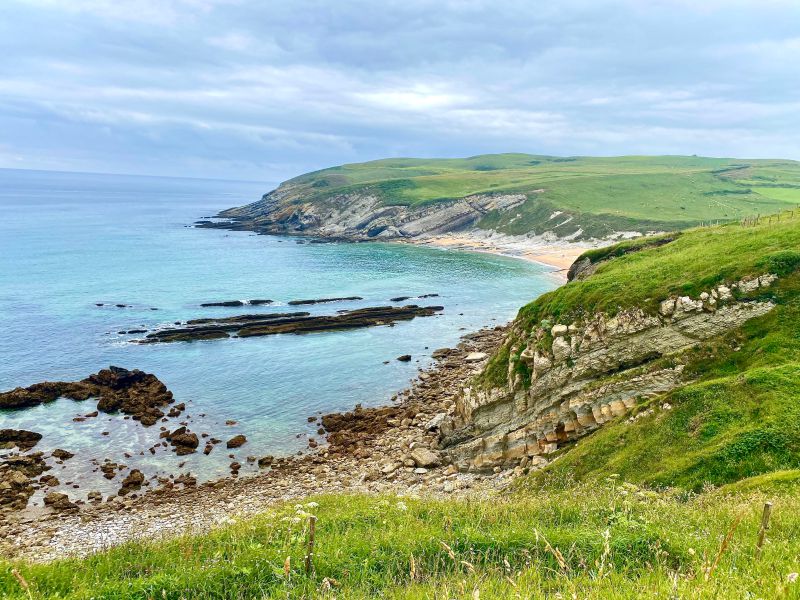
[203,154,800,243]
[435,213,800,488]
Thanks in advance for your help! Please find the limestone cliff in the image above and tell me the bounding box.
[438,273,779,471]
[209,188,527,241]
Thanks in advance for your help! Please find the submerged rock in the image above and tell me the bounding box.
[0,429,42,451]
[142,305,444,343]
[287,296,363,305]
[226,434,247,449]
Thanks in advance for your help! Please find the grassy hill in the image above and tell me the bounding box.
[267,154,800,239]
[482,212,800,493]
[5,214,800,598]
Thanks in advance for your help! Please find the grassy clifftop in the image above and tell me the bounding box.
[480,213,800,493]
[264,154,800,239]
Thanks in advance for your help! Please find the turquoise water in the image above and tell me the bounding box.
[0,168,556,495]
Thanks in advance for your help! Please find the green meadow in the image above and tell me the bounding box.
[275,154,800,239]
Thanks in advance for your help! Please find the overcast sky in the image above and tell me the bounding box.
[1,0,799,182]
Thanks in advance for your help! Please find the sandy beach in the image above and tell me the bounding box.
[403,232,592,279]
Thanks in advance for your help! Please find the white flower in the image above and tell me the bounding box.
[305,501,319,509]
[788,573,799,583]
[396,501,408,511]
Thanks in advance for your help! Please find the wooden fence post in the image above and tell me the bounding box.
[755,502,773,559]
[305,515,318,575]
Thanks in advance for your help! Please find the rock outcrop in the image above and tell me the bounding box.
[142,305,443,343]
[199,191,527,241]
[0,367,174,426]
[440,274,779,471]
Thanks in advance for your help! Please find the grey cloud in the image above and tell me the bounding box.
[0,0,798,180]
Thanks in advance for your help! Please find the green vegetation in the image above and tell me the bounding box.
[478,211,800,494]
[6,200,800,598]
[518,211,800,325]
[273,154,800,239]
[4,480,800,598]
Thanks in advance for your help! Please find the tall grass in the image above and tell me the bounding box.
[3,475,800,598]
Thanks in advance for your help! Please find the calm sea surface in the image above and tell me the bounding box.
[0,168,556,495]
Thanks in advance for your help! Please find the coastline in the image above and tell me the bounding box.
[1,225,580,562]
[396,232,591,280]
[1,326,526,562]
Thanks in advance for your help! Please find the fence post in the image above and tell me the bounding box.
[305,515,318,576]
[755,502,773,559]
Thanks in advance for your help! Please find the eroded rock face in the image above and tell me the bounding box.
[0,367,174,426]
[441,274,779,471]
[201,191,527,241]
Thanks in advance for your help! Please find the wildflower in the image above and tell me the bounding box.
[396,501,408,511]
[305,501,319,509]
[788,573,799,583]
[688,548,696,556]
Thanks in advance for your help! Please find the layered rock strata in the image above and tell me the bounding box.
[142,305,443,343]
[199,192,527,241]
[440,274,778,470]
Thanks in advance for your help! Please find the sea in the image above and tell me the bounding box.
[0,168,557,497]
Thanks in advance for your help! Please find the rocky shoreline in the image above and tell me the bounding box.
[0,325,535,562]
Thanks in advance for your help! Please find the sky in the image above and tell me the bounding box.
[1,0,799,183]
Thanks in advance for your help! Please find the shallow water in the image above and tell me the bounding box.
[0,168,557,497]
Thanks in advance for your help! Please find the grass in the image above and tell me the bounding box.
[4,479,800,598]
[477,210,800,494]
[265,154,800,240]
[7,192,800,598]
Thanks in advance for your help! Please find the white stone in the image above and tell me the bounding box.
[551,324,568,337]
[464,352,488,363]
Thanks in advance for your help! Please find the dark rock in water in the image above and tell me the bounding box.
[118,469,144,495]
[141,305,444,344]
[418,293,439,298]
[0,366,174,426]
[43,492,78,511]
[115,304,127,308]
[40,474,60,487]
[390,296,411,302]
[226,434,247,449]
[257,455,274,467]
[167,402,185,417]
[52,448,74,460]
[126,329,147,334]
[0,452,49,511]
[203,443,213,455]
[0,429,42,451]
[249,299,273,305]
[166,427,199,455]
[396,355,412,362]
[288,296,363,306]
[201,300,245,307]
[95,303,104,307]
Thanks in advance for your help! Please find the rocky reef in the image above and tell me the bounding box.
[141,305,443,343]
[0,366,174,426]
[439,273,779,470]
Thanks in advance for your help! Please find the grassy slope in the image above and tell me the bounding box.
[479,213,800,493]
[272,154,800,239]
[4,479,800,598]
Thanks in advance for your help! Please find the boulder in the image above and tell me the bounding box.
[0,429,42,451]
[410,447,441,468]
[43,492,77,511]
[226,434,247,449]
[118,469,144,495]
[464,352,488,363]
